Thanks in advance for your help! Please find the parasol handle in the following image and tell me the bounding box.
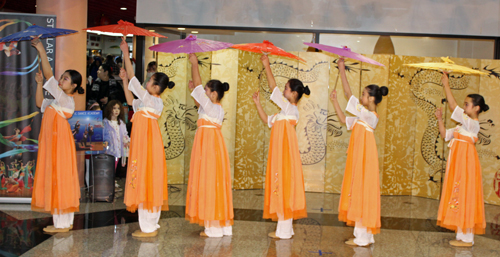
[333,69,340,91]
[333,56,344,91]
[122,36,126,68]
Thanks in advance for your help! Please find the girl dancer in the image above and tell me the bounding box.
[436,72,488,247]
[330,58,388,246]
[119,38,174,238]
[30,37,84,233]
[185,53,234,237]
[253,55,309,239]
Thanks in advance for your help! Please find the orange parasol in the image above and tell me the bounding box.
[232,40,305,62]
[83,20,167,38]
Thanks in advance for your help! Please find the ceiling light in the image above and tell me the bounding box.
[120,7,127,10]
[191,31,198,34]
[178,28,185,31]
[149,30,155,32]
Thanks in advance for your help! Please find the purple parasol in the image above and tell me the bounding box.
[303,43,385,67]
[149,34,233,54]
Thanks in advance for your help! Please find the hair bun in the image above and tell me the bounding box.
[379,86,389,96]
[483,104,490,112]
[77,87,85,94]
[222,82,230,92]
[167,81,175,89]
[303,85,311,96]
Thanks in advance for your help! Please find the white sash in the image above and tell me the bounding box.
[448,126,476,148]
[272,113,297,124]
[49,103,74,119]
[356,120,374,132]
[137,107,159,120]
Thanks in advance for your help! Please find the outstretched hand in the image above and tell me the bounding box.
[30,36,42,50]
[119,68,127,82]
[35,71,43,84]
[260,55,270,67]
[337,58,345,70]
[188,80,195,91]
[188,53,198,65]
[435,107,443,120]
[330,90,338,101]
[119,37,129,54]
[441,72,449,85]
[252,91,260,104]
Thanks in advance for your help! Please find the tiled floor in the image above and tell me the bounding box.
[1,183,500,256]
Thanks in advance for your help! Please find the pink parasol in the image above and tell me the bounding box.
[149,34,233,54]
[303,43,384,66]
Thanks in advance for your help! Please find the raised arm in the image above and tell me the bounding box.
[253,91,268,124]
[119,68,134,106]
[31,37,53,80]
[330,90,346,124]
[188,80,200,108]
[441,72,458,111]
[261,55,277,91]
[338,58,353,99]
[120,37,134,80]
[189,53,202,87]
[35,71,44,108]
[435,107,446,139]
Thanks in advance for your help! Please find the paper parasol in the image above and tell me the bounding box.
[149,34,233,54]
[304,43,384,66]
[0,25,77,43]
[84,20,167,38]
[404,57,487,75]
[232,40,305,62]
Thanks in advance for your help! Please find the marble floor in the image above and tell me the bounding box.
[1,183,500,257]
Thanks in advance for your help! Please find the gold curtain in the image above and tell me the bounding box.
[156,50,500,206]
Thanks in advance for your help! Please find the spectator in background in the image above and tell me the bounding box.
[87,63,113,109]
[104,54,120,76]
[115,57,123,70]
[88,56,102,82]
[143,61,157,87]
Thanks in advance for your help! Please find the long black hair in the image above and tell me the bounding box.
[365,84,388,105]
[66,69,84,94]
[288,78,310,101]
[151,72,175,94]
[206,80,229,101]
[468,94,489,113]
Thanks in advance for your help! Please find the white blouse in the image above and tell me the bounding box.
[445,106,480,141]
[345,96,379,130]
[128,76,163,116]
[191,85,224,125]
[40,76,75,117]
[267,87,299,128]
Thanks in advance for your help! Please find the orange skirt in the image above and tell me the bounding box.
[124,111,168,213]
[31,107,80,214]
[185,119,234,227]
[437,132,485,234]
[264,119,307,221]
[338,122,381,234]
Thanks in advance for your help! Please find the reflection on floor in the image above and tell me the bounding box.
[0,184,499,256]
